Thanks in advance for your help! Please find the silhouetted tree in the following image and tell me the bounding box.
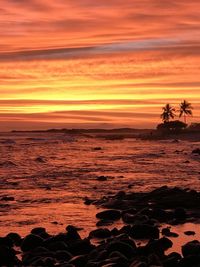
[157,120,187,133]
[160,104,176,123]
[179,100,193,123]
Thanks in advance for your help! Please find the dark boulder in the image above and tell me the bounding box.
[182,240,200,257]
[101,262,129,267]
[174,207,186,220]
[0,245,20,266]
[130,224,159,239]
[6,232,22,246]
[122,213,149,224]
[162,227,179,237]
[68,255,88,267]
[65,225,81,241]
[129,261,147,267]
[147,237,173,256]
[151,208,172,222]
[96,219,114,227]
[192,148,200,155]
[68,239,95,255]
[96,210,121,221]
[0,236,13,247]
[46,241,69,252]
[1,196,15,201]
[106,240,136,259]
[31,227,50,239]
[55,250,73,261]
[178,254,200,267]
[184,231,195,236]
[162,252,182,267]
[89,228,111,239]
[21,234,44,252]
[97,176,108,181]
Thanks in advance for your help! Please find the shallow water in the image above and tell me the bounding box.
[0,131,200,250]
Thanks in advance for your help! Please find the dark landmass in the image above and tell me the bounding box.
[139,130,200,142]
[10,127,199,141]
[11,127,151,134]
[2,186,200,266]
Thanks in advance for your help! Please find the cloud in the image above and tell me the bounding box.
[0,0,199,130]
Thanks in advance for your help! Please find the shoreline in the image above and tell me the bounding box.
[2,186,200,266]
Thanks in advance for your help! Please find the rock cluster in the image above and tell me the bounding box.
[1,186,200,266]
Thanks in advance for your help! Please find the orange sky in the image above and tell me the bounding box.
[0,0,199,130]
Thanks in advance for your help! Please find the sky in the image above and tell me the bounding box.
[0,0,199,130]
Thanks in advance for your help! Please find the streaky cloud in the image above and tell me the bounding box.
[0,38,191,62]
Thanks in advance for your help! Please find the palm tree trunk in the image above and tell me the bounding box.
[184,114,186,124]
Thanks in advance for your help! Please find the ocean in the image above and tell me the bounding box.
[0,131,199,243]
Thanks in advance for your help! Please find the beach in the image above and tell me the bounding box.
[0,131,200,265]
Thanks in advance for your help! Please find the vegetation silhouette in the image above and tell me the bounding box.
[179,100,193,123]
[160,103,176,123]
[157,120,187,133]
[158,100,194,134]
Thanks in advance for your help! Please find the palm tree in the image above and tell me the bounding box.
[160,103,176,123]
[179,100,193,124]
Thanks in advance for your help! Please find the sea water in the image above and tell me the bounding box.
[0,131,200,253]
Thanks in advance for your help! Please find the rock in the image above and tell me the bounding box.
[56,264,75,267]
[184,231,195,236]
[101,262,129,267]
[162,252,182,267]
[6,232,22,246]
[106,240,136,259]
[109,251,128,262]
[96,210,121,221]
[31,227,50,239]
[96,220,114,227]
[151,208,170,222]
[89,228,111,239]
[0,245,20,266]
[161,227,179,237]
[97,176,108,181]
[93,147,102,151]
[174,207,186,220]
[1,196,15,201]
[178,255,200,267]
[130,224,159,239]
[55,250,73,261]
[147,237,173,255]
[69,239,95,255]
[84,197,94,205]
[130,260,147,267]
[172,139,179,143]
[110,228,120,236]
[26,256,55,266]
[115,191,126,199]
[192,148,200,155]
[65,225,81,241]
[21,234,44,252]
[122,213,149,224]
[35,156,46,163]
[46,241,69,252]
[68,255,88,267]
[43,232,75,246]
[88,248,108,262]
[85,262,99,267]
[182,240,200,257]
[21,247,55,266]
[0,236,13,247]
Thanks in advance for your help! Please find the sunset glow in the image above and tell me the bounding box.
[0,0,199,130]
